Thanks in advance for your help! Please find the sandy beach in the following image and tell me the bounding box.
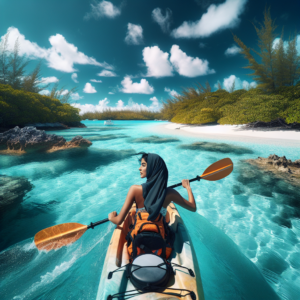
[152,122,300,147]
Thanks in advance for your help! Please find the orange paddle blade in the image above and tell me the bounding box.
[200,158,233,181]
[34,222,88,251]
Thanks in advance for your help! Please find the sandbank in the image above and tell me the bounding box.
[151,122,300,147]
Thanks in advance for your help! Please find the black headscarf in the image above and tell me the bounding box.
[141,153,168,221]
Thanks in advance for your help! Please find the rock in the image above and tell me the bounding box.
[0,127,92,154]
[0,175,33,212]
[245,154,300,188]
[178,141,253,155]
[68,136,92,148]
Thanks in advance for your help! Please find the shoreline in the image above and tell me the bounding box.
[151,122,300,147]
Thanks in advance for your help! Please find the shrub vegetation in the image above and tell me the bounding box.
[0,84,80,127]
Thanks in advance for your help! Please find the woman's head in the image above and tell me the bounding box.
[138,153,148,178]
[140,153,169,221]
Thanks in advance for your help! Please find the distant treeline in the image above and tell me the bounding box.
[0,84,80,127]
[81,110,161,120]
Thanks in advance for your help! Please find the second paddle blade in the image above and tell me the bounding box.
[201,157,233,181]
[34,222,88,251]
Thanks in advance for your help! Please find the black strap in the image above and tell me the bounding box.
[108,287,196,299]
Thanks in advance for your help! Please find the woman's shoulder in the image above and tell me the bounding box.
[129,185,143,194]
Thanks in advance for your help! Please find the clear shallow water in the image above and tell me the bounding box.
[0,120,299,300]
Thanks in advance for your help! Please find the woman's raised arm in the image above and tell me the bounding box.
[165,180,196,212]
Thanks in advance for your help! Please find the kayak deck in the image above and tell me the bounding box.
[97,203,205,300]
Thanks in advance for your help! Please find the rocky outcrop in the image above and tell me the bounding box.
[246,154,300,187]
[0,175,33,212]
[0,127,92,154]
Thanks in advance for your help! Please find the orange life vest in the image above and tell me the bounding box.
[126,211,174,261]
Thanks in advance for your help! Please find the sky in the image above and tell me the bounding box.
[1,0,300,114]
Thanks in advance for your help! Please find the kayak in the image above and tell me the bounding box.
[96,203,205,299]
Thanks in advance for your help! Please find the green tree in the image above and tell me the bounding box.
[233,8,278,92]
[0,33,10,84]
[7,38,29,89]
[285,35,300,86]
[196,80,212,94]
[22,61,49,93]
[228,79,235,93]
[49,82,77,104]
[233,8,300,92]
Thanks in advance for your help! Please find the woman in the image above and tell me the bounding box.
[108,152,196,225]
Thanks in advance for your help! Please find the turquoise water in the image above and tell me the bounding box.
[0,120,299,300]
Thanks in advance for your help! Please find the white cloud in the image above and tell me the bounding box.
[108,92,114,94]
[97,70,117,77]
[61,89,69,96]
[152,8,172,33]
[0,27,113,73]
[83,82,97,93]
[72,97,159,115]
[164,87,179,97]
[272,35,300,55]
[214,76,257,91]
[242,80,257,90]
[40,76,59,84]
[170,45,215,77]
[125,23,143,45]
[142,46,174,77]
[71,92,84,101]
[223,75,240,91]
[149,96,161,111]
[39,89,50,96]
[120,76,154,94]
[225,45,241,56]
[84,1,121,19]
[90,79,102,83]
[71,73,78,83]
[171,0,247,38]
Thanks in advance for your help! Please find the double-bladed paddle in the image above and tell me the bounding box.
[34,157,233,251]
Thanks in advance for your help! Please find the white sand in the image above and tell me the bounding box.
[151,122,300,147]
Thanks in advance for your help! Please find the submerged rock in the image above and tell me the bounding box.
[131,135,180,143]
[246,154,300,188]
[0,127,92,154]
[178,141,253,154]
[0,175,33,212]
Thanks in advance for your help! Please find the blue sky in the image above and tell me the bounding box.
[1,0,299,114]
